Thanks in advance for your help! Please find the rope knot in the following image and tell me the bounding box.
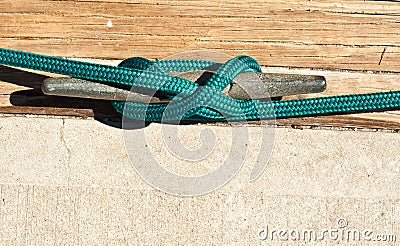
[114,55,265,122]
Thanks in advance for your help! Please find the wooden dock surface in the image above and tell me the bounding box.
[0,2,399,244]
[0,0,400,129]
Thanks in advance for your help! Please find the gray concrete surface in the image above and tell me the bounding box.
[0,115,398,245]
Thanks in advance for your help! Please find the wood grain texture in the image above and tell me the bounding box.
[0,0,399,71]
[1,62,400,130]
[1,1,400,129]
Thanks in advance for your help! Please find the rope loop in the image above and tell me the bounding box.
[115,55,264,122]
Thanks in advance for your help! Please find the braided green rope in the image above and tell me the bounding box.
[0,48,399,122]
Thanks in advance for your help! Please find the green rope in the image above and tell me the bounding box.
[0,48,399,122]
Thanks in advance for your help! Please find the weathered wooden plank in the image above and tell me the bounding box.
[0,0,399,71]
[1,0,400,129]
[1,62,400,129]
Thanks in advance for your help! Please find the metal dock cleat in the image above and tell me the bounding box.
[42,70,326,103]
